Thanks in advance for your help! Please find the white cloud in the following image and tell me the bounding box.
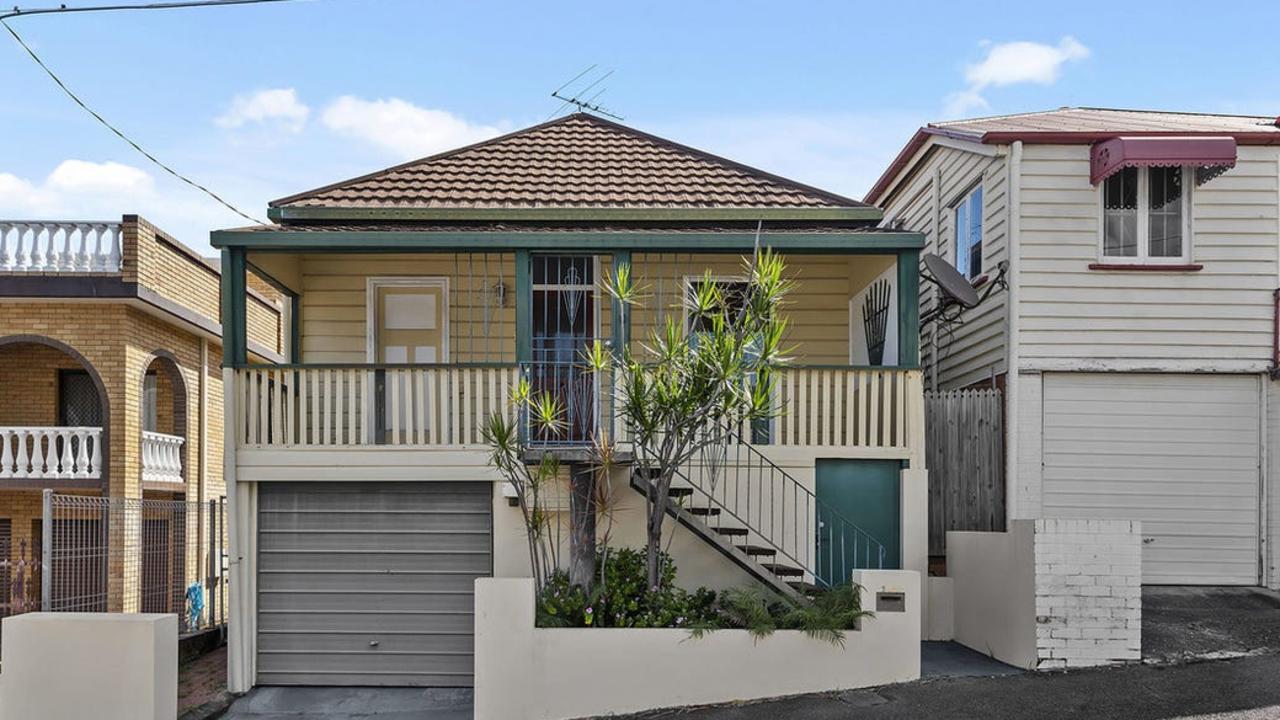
[216,88,310,132]
[320,96,507,158]
[46,159,154,194]
[946,36,1090,117]
[0,160,155,218]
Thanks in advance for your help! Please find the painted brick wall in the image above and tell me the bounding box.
[1033,518,1142,669]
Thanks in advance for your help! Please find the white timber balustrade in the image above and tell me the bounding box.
[141,431,185,483]
[768,367,922,451]
[0,221,123,273]
[0,427,102,480]
[237,365,522,448]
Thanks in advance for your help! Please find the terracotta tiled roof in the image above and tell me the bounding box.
[273,113,867,210]
[932,107,1280,138]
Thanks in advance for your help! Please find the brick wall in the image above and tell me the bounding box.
[1032,518,1142,669]
[120,215,283,357]
[0,344,85,426]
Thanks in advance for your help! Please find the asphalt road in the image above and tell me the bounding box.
[606,654,1280,720]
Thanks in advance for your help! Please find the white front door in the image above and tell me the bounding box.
[368,278,449,441]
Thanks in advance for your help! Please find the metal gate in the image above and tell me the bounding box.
[925,388,1005,555]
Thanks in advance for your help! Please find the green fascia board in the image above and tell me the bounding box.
[267,205,883,223]
[212,230,924,252]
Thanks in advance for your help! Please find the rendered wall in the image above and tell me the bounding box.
[474,572,920,720]
[0,612,176,720]
[948,519,1142,670]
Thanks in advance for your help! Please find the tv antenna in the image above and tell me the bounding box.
[547,65,623,121]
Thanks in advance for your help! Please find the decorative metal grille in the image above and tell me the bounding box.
[862,279,891,366]
[530,255,598,443]
[57,370,102,427]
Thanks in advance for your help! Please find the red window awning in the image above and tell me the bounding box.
[1090,136,1237,185]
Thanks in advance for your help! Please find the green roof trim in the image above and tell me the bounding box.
[267,205,883,223]
[211,229,925,253]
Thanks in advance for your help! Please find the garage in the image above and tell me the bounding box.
[256,481,492,686]
[1041,373,1260,585]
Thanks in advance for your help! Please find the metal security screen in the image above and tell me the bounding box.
[530,255,598,443]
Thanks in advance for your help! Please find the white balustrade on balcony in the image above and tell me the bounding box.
[0,221,123,273]
[141,431,185,484]
[0,427,102,480]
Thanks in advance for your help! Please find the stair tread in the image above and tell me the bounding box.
[735,545,777,557]
[759,563,804,577]
[667,487,694,497]
[787,581,822,595]
[712,526,749,536]
[686,506,721,516]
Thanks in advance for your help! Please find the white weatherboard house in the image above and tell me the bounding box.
[868,107,1280,590]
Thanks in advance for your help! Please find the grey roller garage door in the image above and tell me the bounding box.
[257,482,492,687]
[1041,373,1260,585]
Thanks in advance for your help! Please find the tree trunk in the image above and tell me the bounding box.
[645,472,669,590]
[568,464,597,593]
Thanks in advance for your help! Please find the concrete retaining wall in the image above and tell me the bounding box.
[948,519,1141,670]
[0,612,176,720]
[474,571,921,720]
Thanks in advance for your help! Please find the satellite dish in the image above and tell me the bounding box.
[922,254,980,309]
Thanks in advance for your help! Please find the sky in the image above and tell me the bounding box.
[3,0,1280,254]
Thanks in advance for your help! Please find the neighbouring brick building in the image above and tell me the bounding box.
[0,214,285,621]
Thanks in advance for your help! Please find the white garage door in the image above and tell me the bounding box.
[1042,373,1260,585]
[256,482,492,686]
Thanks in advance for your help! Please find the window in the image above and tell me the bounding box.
[685,278,749,335]
[954,186,983,280]
[142,372,158,433]
[57,370,102,427]
[1102,166,1189,262]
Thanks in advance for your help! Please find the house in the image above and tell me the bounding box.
[867,107,1280,590]
[211,113,929,692]
[0,214,284,629]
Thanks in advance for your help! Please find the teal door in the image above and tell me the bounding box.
[815,459,901,586]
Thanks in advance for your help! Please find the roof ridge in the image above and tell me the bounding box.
[1075,106,1276,121]
[272,112,870,211]
[270,113,590,208]
[933,106,1080,127]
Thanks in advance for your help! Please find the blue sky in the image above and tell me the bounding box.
[3,0,1279,253]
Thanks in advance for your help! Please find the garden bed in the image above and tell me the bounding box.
[474,571,921,720]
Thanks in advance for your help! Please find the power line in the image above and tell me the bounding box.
[1,0,295,21]
[1,0,299,225]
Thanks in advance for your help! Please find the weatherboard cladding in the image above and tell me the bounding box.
[272,113,866,211]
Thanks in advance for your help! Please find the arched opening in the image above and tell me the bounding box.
[137,350,191,618]
[0,334,111,622]
[138,350,189,494]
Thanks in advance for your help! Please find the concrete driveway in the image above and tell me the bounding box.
[219,687,472,719]
[1143,586,1280,664]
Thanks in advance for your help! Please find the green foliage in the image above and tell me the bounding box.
[535,549,870,646]
[710,583,871,647]
[536,548,718,629]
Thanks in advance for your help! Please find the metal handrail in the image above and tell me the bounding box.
[638,422,887,588]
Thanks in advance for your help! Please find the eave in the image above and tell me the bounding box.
[211,229,925,253]
[267,205,883,223]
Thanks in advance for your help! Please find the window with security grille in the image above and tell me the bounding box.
[57,370,102,427]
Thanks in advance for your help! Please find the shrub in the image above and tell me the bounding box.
[535,547,870,645]
[536,548,717,629]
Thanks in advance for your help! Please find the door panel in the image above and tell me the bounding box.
[815,459,901,586]
[256,482,492,687]
[1041,372,1260,585]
